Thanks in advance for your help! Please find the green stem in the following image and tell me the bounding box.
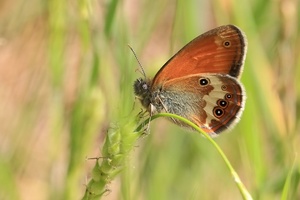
[82,112,253,200]
[147,113,253,200]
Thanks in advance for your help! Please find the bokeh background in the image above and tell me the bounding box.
[0,0,299,199]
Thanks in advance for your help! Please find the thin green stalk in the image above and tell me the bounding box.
[81,117,143,200]
[281,156,297,200]
[140,113,253,200]
[83,112,253,200]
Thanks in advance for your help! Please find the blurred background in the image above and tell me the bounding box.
[0,0,299,199]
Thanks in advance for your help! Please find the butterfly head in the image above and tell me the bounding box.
[134,78,152,109]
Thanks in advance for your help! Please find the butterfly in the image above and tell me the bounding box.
[134,25,247,137]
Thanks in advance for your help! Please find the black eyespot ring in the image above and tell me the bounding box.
[213,107,224,118]
[217,99,228,108]
[199,78,210,86]
[225,93,232,100]
[221,85,227,91]
[223,40,231,48]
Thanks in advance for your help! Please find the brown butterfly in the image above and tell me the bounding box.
[134,25,247,137]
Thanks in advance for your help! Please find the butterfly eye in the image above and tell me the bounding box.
[142,83,148,90]
[213,107,224,118]
[199,78,210,86]
[225,93,232,100]
[223,40,231,48]
[217,99,228,108]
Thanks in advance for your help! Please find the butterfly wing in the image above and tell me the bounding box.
[159,74,245,136]
[152,25,247,87]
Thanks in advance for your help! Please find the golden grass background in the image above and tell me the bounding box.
[0,0,299,199]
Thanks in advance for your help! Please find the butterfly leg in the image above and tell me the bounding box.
[137,104,155,138]
[156,96,178,124]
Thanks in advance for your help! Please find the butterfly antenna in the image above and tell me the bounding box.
[128,44,147,79]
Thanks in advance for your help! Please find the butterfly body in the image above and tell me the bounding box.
[134,25,247,136]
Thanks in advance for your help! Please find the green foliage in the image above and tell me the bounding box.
[82,119,143,199]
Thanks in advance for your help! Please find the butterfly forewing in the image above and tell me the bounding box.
[152,25,247,87]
